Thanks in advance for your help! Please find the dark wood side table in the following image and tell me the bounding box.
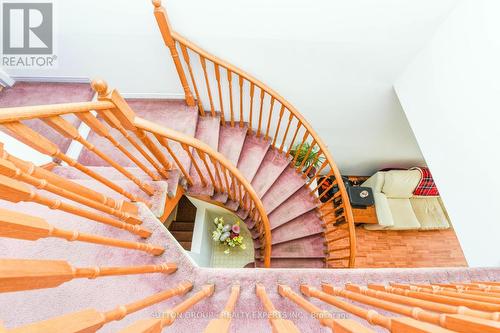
[346,176,378,224]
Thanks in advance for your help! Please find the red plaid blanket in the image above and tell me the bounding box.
[411,167,439,196]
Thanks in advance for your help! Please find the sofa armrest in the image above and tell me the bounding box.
[364,192,395,230]
[361,172,385,193]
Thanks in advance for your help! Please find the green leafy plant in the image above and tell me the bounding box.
[289,142,324,170]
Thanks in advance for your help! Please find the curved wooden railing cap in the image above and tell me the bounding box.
[132,116,272,268]
[92,78,272,268]
[150,0,356,267]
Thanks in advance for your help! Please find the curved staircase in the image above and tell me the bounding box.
[2,2,499,333]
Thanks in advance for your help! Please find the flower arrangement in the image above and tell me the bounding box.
[211,217,246,254]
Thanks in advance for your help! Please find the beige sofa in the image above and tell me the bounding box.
[361,170,450,230]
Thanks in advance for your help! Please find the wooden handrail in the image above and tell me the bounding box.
[0,101,114,123]
[7,281,193,333]
[0,258,176,293]
[0,208,163,255]
[151,0,355,268]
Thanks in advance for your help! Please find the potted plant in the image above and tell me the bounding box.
[211,217,246,254]
[288,142,324,178]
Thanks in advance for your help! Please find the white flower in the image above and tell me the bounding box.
[224,249,230,254]
[240,244,247,250]
[212,230,221,241]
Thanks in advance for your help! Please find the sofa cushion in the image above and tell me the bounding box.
[364,192,394,230]
[382,170,421,199]
[361,172,385,193]
[385,198,421,230]
[410,197,450,230]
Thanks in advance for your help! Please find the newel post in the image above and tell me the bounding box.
[152,0,195,107]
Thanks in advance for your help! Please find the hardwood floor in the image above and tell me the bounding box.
[354,225,467,268]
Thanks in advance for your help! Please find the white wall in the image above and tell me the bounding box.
[395,0,500,267]
[4,0,461,175]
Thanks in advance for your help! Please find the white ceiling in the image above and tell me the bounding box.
[5,0,460,174]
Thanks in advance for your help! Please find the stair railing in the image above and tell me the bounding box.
[91,80,272,268]
[0,79,272,267]
[151,0,355,268]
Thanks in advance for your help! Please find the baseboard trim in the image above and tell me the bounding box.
[10,75,90,83]
[120,92,185,100]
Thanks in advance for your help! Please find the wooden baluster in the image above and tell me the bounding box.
[0,258,176,293]
[237,183,244,207]
[407,284,500,305]
[472,281,500,287]
[182,144,207,187]
[278,284,334,328]
[380,284,500,314]
[285,123,301,158]
[303,147,321,179]
[272,105,285,147]
[344,284,500,333]
[278,284,377,332]
[1,148,138,216]
[77,112,161,181]
[264,97,275,141]
[91,80,173,174]
[119,284,215,333]
[204,284,240,333]
[8,281,192,333]
[348,284,500,323]
[180,44,205,116]
[309,169,333,195]
[227,69,235,127]
[298,139,316,172]
[239,76,244,128]
[98,109,168,179]
[0,176,151,237]
[249,82,255,133]
[279,113,294,153]
[210,157,224,194]
[154,135,194,186]
[133,128,173,172]
[306,160,328,187]
[152,1,195,106]
[214,63,225,125]
[229,173,239,203]
[0,158,141,225]
[220,165,233,200]
[43,115,155,196]
[200,56,215,116]
[256,90,265,137]
[0,208,163,255]
[300,284,392,330]
[256,284,300,332]
[317,179,338,202]
[1,121,146,204]
[196,150,218,192]
[292,132,309,167]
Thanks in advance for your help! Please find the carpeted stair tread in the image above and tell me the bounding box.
[217,122,248,166]
[255,258,326,268]
[79,99,198,170]
[268,186,319,230]
[254,210,323,246]
[261,167,306,213]
[236,134,270,183]
[187,115,220,197]
[0,82,93,153]
[251,148,292,198]
[255,234,325,259]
